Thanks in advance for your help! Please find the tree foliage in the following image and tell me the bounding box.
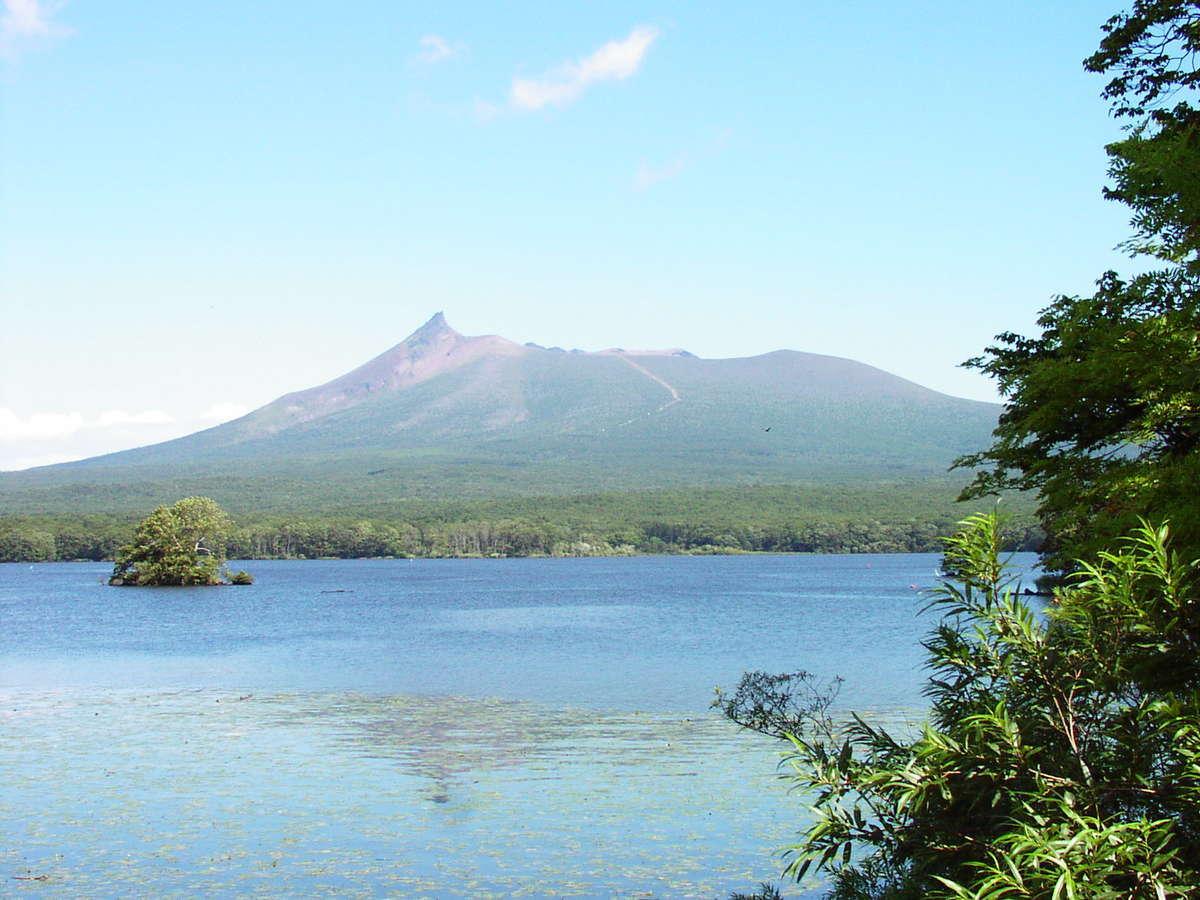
[1086,0,1200,267]
[110,497,234,586]
[0,528,56,562]
[956,268,1200,575]
[722,512,1200,898]
[957,0,1200,577]
[0,489,1041,564]
[1086,0,1200,120]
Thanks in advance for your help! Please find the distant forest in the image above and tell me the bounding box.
[0,483,1040,562]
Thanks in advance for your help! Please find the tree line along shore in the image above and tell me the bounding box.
[0,509,1042,563]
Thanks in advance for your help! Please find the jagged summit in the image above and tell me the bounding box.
[232,312,525,436]
[410,310,455,341]
[399,312,693,362]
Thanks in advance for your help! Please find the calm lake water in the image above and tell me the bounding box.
[0,553,1035,898]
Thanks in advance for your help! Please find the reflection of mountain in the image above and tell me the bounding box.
[6,688,918,895]
[0,312,999,514]
[298,694,728,804]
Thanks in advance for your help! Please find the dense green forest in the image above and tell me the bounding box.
[0,482,1038,562]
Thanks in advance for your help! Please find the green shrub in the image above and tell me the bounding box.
[110,497,232,586]
[723,513,1200,898]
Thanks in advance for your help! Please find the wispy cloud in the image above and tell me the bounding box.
[509,25,659,111]
[635,156,690,190]
[0,409,84,440]
[0,403,254,470]
[3,0,52,36]
[634,129,732,190]
[96,409,174,427]
[1,0,72,58]
[473,97,503,121]
[200,402,250,422]
[416,34,464,64]
[1,451,87,471]
[0,407,173,441]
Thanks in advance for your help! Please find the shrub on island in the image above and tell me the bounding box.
[109,497,252,586]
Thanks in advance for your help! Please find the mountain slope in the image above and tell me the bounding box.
[0,313,1000,514]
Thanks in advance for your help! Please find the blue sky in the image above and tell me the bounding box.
[1,0,1137,469]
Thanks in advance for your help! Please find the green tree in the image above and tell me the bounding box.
[956,269,1200,576]
[720,513,1200,898]
[957,0,1200,578]
[1086,0,1200,267]
[110,497,234,586]
[0,528,57,562]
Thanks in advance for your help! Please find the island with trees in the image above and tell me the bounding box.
[108,496,252,586]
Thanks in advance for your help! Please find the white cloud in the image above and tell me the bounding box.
[416,34,464,64]
[635,156,689,190]
[95,409,174,427]
[200,402,250,422]
[634,129,732,190]
[0,408,85,440]
[3,0,51,36]
[0,407,174,441]
[1,0,71,57]
[473,97,503,121]
[0,451,86,471]
[509,25,659,111]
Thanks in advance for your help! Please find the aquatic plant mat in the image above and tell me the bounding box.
[0,689,872,898]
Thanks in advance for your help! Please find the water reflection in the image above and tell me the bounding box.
[5,688,814,898]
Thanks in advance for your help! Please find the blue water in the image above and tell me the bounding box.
[0,553,1035,898]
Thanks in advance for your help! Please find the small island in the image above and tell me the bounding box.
[108,496,253,586]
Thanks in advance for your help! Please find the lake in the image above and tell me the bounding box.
[0,553,1034,898]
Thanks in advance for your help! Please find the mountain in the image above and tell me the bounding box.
[0,313,1001,515]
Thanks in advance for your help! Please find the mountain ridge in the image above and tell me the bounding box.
[0,313,1001,515]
